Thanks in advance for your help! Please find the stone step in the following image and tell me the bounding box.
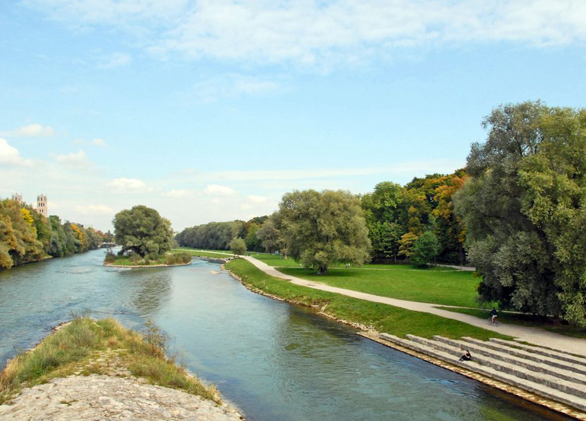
[490,338,586,366]
[460,336,586,377]
[406,335,586,400]
[431,336,586,387]
[379,333,586,413]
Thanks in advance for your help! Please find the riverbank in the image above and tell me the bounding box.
[222,258,586,419]
[0,317,243,420]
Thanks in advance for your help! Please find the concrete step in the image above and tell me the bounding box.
[406,335,586,400]
[490,338,586,366]
[431,336,586,387]
[379,333,586,413]
[461,336,586,377]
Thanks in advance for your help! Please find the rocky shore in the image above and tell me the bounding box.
[0,375,243,420]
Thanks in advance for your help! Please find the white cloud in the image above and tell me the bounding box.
[75,204,114,215]
[55,150,87,164]
[48,201,60,210]
[2,123,54,137]
[188,74,280,103]
[192,159,464,183]
[248,195,267,204]
[164,189,193,198]
[98,52,132,69]
[92,138,106,147]
[204,184,235,196]
[109,177,147,192]
[25,0,586,67]
[0,138,33,166]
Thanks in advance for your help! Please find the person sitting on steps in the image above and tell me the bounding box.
[459,350,472,362]
[489,308,499,325]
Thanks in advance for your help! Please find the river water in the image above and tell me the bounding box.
[0,250,565,420]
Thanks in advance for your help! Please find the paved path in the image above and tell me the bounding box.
[242,256,586,357]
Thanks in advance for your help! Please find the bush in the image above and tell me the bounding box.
[104,253,116,264]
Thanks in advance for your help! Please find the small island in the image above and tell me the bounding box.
[0,316,242,420]
[104,205,192,268]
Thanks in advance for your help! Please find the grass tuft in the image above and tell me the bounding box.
[0,316,219,405]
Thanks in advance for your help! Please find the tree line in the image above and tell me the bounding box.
[176,101,586,327]
[0,198,112,270]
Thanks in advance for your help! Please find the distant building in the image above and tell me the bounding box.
[37,194,48,217]
[12,193,23,204]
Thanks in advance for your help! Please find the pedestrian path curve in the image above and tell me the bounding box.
[242,256,586,357]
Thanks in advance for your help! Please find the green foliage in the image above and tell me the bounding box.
[104,252,116,264]
[0,200,106,270]
[229,237,247,256]
[175,220,245,250]
[277,189,371,274]
[256,215,285,253]
[455,101,586,327]
[113,205,174,257]
[410,231,440,267]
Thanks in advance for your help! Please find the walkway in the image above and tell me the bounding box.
[242,256,586,357]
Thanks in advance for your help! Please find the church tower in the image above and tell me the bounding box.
[37,194,48,217]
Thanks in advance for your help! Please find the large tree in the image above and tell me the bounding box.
[113,205,173,257]
[456,101,586,327]
[277,189,371,274]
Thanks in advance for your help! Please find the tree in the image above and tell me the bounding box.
[256,215,284,253]
[455,101,586,326]
[277,189,371,274]
[113,205,173,257]
[410,231,440,267]
[517,106,586,327]
[230,237,247,256]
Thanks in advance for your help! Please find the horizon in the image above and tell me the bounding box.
[2,1,585,231]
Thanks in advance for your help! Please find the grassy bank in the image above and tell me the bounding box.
[437,307,586,339]
[106,252,192,267]
[225,258,512,342]
[0,317,218,405]
[171,249,232,259]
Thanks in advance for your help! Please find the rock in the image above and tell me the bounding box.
[0,375,244,420]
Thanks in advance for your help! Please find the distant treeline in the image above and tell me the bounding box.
[0,198,112,270]
[175,216,268,253]
[175,169,466,265]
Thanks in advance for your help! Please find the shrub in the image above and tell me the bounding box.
[104,252,116,264]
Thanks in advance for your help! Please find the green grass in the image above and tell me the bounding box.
[225,258,512,342]
[173,248,233,259]
[437,307,586,339]
[109,256,168,266]
[271,265,483,308]
[0,317,218,405]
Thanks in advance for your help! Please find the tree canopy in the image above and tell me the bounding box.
[276,189,371,274]
[0,198,107,269]
[113,205,173,257]
[455,101,586,327]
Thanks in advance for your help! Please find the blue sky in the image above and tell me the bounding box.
[1,0,585,231]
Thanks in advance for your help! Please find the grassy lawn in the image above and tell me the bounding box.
[225,258,511,342]
[437,307,586,340]
[173,249,233,259]
[273,265,482,308]
[0,317,218,405]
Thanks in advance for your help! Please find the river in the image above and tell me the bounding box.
[0,250,566,420]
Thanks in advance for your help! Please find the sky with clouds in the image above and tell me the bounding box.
[1,0,585,232]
